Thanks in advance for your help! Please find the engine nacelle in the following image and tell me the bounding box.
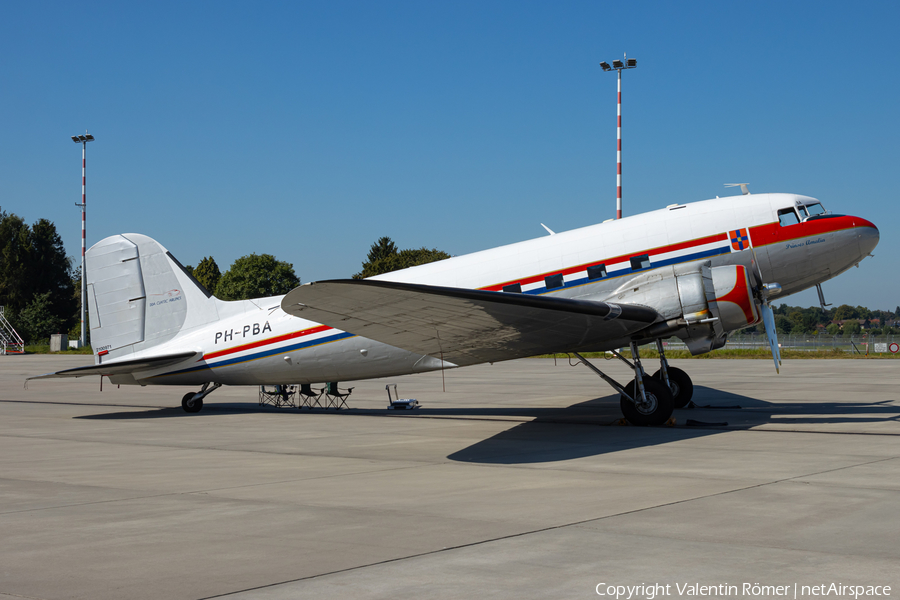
[709,264,760,332]
[606,261,761,355]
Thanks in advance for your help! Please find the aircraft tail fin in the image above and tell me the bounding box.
[86,234,220,362]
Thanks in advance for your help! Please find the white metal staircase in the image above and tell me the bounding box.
[0,306,25,354]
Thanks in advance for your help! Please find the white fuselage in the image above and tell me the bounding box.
[109,193,877,387]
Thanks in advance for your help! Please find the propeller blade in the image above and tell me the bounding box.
[759,302,781,373]
[747,244,780,372]
[748,245,765,288]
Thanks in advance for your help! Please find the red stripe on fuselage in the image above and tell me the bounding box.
[483,231,728,291]
[202,232,732,359]
[203,324,332,360]
[750,216,874,248]
[197,219,874,361]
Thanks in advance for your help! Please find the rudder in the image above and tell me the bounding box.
[86,234,218,360]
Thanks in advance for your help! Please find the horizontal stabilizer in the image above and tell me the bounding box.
[27,351,200,380]
[281,280,658,365]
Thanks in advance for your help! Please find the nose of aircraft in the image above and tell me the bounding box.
[855,217,879,257]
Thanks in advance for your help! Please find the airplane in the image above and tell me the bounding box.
[29,191,878,426]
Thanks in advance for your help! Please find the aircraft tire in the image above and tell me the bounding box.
[182,392,203,413]
[651,367,694,409]
[620,378,674,426]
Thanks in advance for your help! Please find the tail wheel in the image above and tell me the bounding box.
[651,367,694,409]
[182,392,203,413]
[620,378,674,426]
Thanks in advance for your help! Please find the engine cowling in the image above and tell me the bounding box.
[605,261,761,355]
[709,264,760,332]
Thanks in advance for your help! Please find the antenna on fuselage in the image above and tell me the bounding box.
[725,183,750,195]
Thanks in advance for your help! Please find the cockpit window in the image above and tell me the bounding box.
[777,208,800,226]
[804,203,826,217]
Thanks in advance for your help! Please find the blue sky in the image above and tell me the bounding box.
[2,1,897,310]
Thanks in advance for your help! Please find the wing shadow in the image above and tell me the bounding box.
[446,385,900,464]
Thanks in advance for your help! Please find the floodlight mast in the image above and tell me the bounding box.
[600,54,637,219]
[71,131,95,348]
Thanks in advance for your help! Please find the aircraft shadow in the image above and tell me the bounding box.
[75,386,899,465]
[75,403,301,420]
[74,400,627,421]
[74,386,748,422]
[446,385,900,464]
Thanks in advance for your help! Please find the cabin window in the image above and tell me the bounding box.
[544,274,564,289]
[502,283,522,293]
[587,264,607,280]
[778,208,800,226]
[630,254,650,271]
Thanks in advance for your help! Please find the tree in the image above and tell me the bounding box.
[774,314,793,334]
[354,236,450,279]
[826,323,841,335]
[773,303,835,333]
[842,320,861,336]
[0,212,76,337]
[17,291,65,343]
[0,212,33,311]
[68,265,89,343]
[833,304,858,320]
[29,219,77,330]
[355,247,451,279]
[788,309,817,334]
[216,254,300,300]
[193,256,221,295]
[366,236,398,264]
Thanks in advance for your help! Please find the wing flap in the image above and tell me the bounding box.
[27,351,200,380]
[282,280,657,365]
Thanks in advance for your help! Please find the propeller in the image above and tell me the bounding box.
[748,246,782,373]
[759,302,782,373]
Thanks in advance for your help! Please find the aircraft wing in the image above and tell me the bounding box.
[27,351,200,380]
[281,280,658,365]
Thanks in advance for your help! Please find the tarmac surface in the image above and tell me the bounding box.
[1,355,899,600]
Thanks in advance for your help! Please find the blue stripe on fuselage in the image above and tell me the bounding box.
[523,245,731,295]
[155,244,730,378]
[155,331,356,378]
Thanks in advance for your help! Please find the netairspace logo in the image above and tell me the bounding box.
[595,583,892,599]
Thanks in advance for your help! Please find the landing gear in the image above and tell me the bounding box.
[573,341,675,426]
[182,392,203,413]
[652,367,693,408]
[180,382,222,413]
[651,339,693,408]
[620,378,674,427]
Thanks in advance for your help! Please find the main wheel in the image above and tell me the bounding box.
[651,367,694,408]
[620,378,674,426]
[182,392,203,413]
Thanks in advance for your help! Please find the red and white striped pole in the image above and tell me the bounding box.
[616,68,622,219]
[80,141,86,347]
[600,55,636,220]
[71,132,94,348]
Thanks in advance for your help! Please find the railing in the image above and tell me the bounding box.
[0,306,25,355]
[661,333,898,354]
